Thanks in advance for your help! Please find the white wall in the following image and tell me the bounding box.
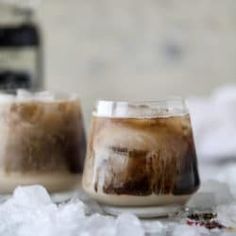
[37,0,236,128]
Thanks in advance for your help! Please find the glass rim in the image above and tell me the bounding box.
[0,90,80,104]
[94,98,189,118]
[96,97,186,105]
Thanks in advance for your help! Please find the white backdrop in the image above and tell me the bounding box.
[37,0,236,128]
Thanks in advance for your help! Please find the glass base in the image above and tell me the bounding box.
[102,204,183,218]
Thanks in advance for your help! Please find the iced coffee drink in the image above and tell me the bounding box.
[0,91,86,194]
[83,100,200,207]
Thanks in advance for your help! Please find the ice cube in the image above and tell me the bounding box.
[69,93,79,101]
[12,185,52,208]
[71,189,104,215]
[17,198,87,236]
[171,224,209,236]
[116,213,145,236]
[0,93,15,104]
[34,91,55,102]
[82,214,115,236]
[58,200,86,222]
[17,89,33,102]
[0,186,57,236]
[142,220,165,235]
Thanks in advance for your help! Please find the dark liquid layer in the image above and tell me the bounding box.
[84,115,200,196]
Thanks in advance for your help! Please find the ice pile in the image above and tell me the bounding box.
[172,224,209,236]
[0,185,145,236]
[1,184,236,236]
[188,85,236,161]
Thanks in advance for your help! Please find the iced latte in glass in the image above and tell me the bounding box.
[0,91,86,194]
[82,100,200,212]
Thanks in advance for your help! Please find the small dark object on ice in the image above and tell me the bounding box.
[187,212,225,230]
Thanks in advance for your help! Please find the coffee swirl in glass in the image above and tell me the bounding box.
[83,99,200,207]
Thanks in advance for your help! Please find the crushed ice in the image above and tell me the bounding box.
[0,186,145,236]
[0,181,236,235]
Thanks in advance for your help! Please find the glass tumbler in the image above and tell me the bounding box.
[0,91,86,196]
[82,99,200,216]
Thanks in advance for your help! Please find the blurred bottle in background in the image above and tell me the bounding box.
[0,1,43,93]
